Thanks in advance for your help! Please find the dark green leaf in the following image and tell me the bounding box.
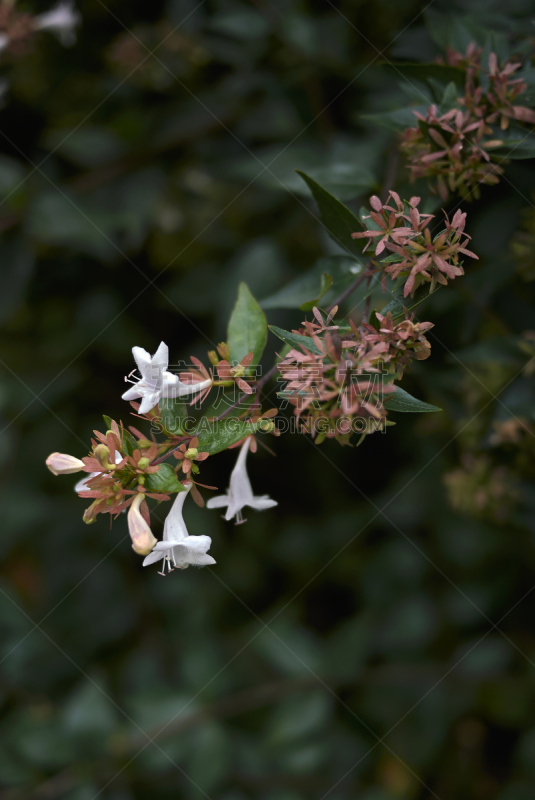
[296,170,363,257]
[261,256,364,310]
[269,325,322,355]
[384,386,441,413]
[300,273,332,311]
[360,105,429,132]
[380,62,466,91]
[228,282,268,364]
[380,285,441,319]
[158,397,189,436]
[192,419,266,455]
[490,124,535,159]
[425,10,490,51]
[144,464,186,494]
[442,80,459,107]
[121,430,138,458]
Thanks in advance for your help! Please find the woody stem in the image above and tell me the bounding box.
[152,436,195,465]
[326,271,369,314]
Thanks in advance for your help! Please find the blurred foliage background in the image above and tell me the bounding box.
[2,0,535,798]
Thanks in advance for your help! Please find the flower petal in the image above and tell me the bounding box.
[206,495,230,509]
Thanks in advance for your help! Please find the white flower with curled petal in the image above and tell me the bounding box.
[121,342,211,415]
[207,437,277,524]
[143,486,215,574]
[34,2,81,46]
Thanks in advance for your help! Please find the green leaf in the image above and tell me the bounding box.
[490,124,535,159]
[62,681,116,738]
[360,105,429,132]
[380,62,466,91]
[384,386,441,413]
[380,285,441,319]
[228,282,268,364]
[425,9,492,52]
[296,171,363,257]
[260,256,364,311]
[300,272,332,311]
[192,419,266,455]
[121,430,138,458]
[269,325,322,355]
[158,397,189,436]
[144,464,186,494]
[441,80,459,107]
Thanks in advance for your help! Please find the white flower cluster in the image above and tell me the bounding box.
[47,341,278,575]
[125,343,277,574]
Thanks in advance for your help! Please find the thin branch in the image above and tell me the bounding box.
[326,270,370,314]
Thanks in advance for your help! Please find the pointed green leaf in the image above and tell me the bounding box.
[296,171,363,257]
[144,463,186,493]
[158,397,189,436]
[384,386,441,413]
[120,430,138,458]
[260,256,364,311]
[228,282,268,364]
[380,285,441,319]
[192,419,267,455]
[360,106,429,132]
[380,62,466,90]
[300,272,332,311]
[269,325,322,355]
[489,123,535,159]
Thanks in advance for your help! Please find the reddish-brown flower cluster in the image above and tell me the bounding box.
[77,420,171,524]
[173,436,209,475]
[401,45,535,199]
[353,192,478,297]
[208,342,256,395]
[276,305,433,444]
[357,312,433,380]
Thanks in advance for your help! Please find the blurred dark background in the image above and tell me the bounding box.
[2,0,535,798]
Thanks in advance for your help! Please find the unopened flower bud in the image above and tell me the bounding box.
[137,457,150,469]
[185,447,198,460]
[83,502,99,524]
[46,452,85,475]
[260,420,275,433]
[207,350,219,366]
[128,494,157,555]
[217,341,231,360]
[94,444,115,470]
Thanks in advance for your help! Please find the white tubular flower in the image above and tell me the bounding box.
[128,494,157,556]
[207,438,277,524]
[46,452,85,475]
[143,486,215,574]
[34,2,81,46]
[121,342,211,415]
